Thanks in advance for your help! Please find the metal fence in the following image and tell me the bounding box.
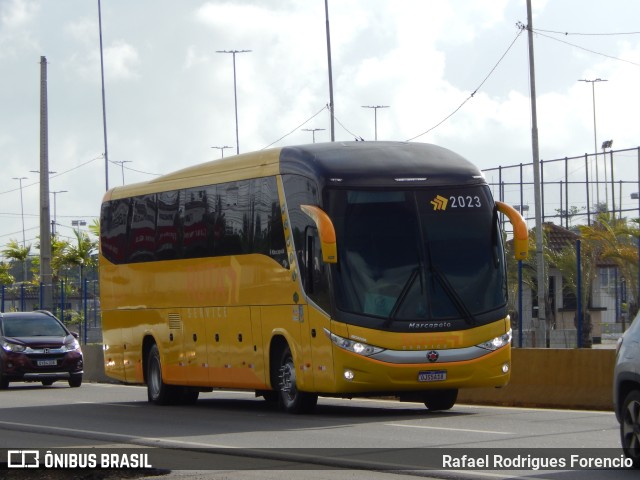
[0,279,102,344]
[484,146,640,347]
[484,146,640,227]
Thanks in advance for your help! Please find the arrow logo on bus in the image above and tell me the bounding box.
[430,195,448,211]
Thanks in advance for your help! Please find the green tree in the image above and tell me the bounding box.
[2,239,31,283]
[30,235,71,284]
[61,229,98,288]
[580,214,639,318]
[0,261,15,285]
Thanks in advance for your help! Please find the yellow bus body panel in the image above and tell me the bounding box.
[100,251,297,389]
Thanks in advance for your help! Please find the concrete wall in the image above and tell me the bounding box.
[82,345,616,411]
[458,348,616,411]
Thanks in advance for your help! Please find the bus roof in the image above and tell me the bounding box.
[104,141,485,201]
[280,141,485,188]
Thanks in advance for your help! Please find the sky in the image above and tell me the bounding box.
[1,0,640,254]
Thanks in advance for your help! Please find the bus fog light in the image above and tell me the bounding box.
[502,362,510,373]
[344,369,354,381]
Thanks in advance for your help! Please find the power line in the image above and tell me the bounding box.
[261,105,328,150]
[406,24,525,142]
[533,28,640,36]
[532,28,640,68]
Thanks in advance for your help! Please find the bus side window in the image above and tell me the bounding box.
[305,226,331,313]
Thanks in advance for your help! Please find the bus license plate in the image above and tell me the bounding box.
[37,359,57,367]
[418,370,447,382]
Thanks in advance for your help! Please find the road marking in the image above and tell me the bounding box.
[385,423,514,435]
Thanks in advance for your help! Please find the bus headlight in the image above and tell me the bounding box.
[324,329,384,357]
[477,329,512,351]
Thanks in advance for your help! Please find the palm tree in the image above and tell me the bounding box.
[62,229,98,289]
[580,213,639,318]
[2,239,31,283]
[0,262,15,285]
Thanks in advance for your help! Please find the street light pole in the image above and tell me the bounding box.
[301,128,325,143]
[211,146,233,158]
[12,176,28,282]
[112,160,131,185]
[216,49,251,155]
[51,190,67,236]
[579,78,608,208]
[361,105,389,141]
[12,177,28,249]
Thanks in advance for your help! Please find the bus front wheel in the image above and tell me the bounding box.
[423,389,458,412]
[277,346,317,414]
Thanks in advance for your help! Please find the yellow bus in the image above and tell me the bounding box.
[99,141,527,413]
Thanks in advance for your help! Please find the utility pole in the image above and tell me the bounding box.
[301,128,325,143]
[325,0,335,141]
[525,1,546,346]
[216,50,251,155]
[361,105,389,141]
[39,56,53,310]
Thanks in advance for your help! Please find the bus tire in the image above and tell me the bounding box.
[277,346,317,414]
[423,389,458,412]
[147,344,179,405]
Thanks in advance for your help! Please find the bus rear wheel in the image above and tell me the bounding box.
[423,389,458,412]
[147,344,177,405]
[277,346,317,414]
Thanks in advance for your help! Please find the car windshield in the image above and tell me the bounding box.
[328,186,507,325]
[2,316,67,337]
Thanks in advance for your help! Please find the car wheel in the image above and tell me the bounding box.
[620,389,640,468]
[68,374,82,388]
[423,389,458,412]
[277,346,317,414]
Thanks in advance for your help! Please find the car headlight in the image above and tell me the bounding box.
[1,341,26,353]
[63,337,81,352]
[477,329,512,351]
[324,329,384,357]
[615,336,623,357]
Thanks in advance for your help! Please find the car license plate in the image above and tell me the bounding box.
[37,359,57,367]
[418,370,447,382]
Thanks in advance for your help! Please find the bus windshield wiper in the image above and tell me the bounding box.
[424,239,476,326]
[388,266,420,321]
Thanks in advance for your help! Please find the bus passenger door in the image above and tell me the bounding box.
[302,227,335,392]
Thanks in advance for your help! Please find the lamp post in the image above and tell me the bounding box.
[602,140,614,215]
[72,219,87,233]
[51,190,67,236]
[579,78,608,208]
[12,177,28,249]
[112,160,131,185]
[361,105,389,141]
[211,146,233,159]
[301,128,325,143]
[12,176,28,282]
[216,49,251,155]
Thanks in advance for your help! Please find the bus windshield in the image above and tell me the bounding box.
[328,186,506,326]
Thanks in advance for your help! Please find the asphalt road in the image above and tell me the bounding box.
[0,382,635,480]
